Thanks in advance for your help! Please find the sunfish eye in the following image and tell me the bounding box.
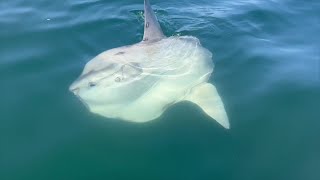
[88,82,96,87]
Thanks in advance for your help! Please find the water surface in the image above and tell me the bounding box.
[1,0,320,179]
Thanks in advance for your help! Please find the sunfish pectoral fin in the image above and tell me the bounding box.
[142,0,165,42]
[185,83,230,129]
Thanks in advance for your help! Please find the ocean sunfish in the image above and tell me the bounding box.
[69,0,230,129]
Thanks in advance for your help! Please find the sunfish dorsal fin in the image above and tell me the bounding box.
[186,83,230,129]
[142,0,165,42]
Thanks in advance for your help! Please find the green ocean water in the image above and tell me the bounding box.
[1,0,320,179]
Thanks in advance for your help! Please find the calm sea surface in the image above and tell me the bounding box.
[1,0,320,180]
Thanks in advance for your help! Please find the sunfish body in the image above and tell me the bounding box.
[70,0,230,129]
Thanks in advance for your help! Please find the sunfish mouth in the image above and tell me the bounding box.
[69,87,79,94]
[69,80,79,93]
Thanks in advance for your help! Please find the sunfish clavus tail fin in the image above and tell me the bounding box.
[143,0,165,42]
[186,83,230,129]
